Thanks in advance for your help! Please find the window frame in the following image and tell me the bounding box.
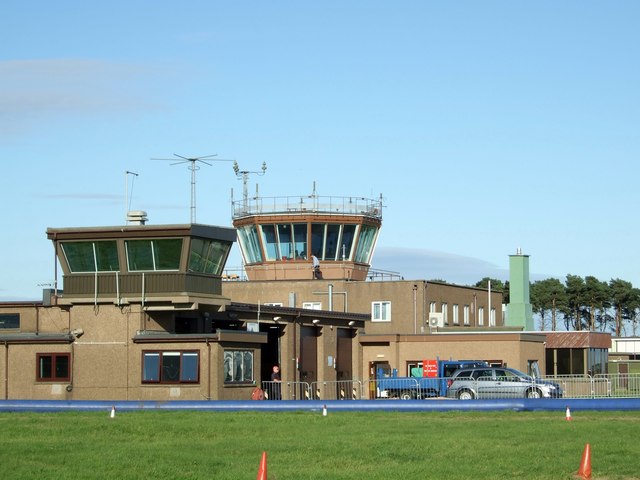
[141,350,200,384]
[36,353,71,382]
[0,313,19,329]
[223,349,255,384]
[372,300,391,322]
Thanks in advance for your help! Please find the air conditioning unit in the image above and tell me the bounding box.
[428,313,444,328]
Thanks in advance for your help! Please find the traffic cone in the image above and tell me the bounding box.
[256,451,267,480]
[576,443,591,479]
[110,405,116,419]
[322,404,327,416]
[565,406,571,421]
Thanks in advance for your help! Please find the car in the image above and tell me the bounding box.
[446,366,563,400]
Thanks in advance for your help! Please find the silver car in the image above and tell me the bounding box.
[446,366,563,400]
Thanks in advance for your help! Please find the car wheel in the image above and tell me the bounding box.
[526,388,542,399]
[400,390,414,400]
[457,390,475,400]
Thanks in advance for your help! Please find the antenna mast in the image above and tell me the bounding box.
[232,161,267,211]
[152,154,233,223]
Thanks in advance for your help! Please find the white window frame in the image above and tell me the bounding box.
[441,303,448,324]
[463,305,470,325]
[429,302,437,313]
[452,304,459,325]
[478,307,485,326]
[490,308,496,327]
[372,301,391,322]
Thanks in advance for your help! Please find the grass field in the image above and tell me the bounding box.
[1,409,639,479]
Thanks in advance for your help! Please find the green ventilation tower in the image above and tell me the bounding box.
[506,249,534,330]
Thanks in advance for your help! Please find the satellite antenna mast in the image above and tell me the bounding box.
[232,160,267,212]
[151,154,233,223]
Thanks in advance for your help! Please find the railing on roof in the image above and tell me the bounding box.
[231,194,383,220]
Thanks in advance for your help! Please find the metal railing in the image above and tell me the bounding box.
[258,374,640,401]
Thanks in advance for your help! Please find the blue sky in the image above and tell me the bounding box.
[2,1,639,300]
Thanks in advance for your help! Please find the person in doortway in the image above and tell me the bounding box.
[311,253,322,279]
[270,364,282,400]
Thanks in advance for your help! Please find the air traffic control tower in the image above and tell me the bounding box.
[231,185,383,281]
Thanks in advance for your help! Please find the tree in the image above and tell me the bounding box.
[474,277,508,304]
[609,279,640,336]
[530,278,567,331]
[562,275,588,330]
[584,276,610,331]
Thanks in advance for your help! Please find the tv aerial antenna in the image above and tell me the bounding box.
[233,160,267,211]
[151,153,233,223]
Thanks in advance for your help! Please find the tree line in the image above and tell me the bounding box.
[473,276,640,336]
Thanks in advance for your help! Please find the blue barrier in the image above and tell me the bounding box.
[1,397,640,413]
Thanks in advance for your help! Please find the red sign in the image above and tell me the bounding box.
[423,359,438,378]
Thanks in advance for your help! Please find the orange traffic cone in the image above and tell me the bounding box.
[577,443,591,479]
[565,406,572,421]
[256,451,267,480]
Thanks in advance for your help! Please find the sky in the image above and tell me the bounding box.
[1,1,639,301]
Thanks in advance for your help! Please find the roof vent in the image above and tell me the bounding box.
[127,210,148,225]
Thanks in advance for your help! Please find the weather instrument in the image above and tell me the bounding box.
[152,154,233,223]
[233,160,267,211]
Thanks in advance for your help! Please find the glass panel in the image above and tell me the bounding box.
[94,242,120,271]
[0,314,20,329]
[189,238,230,275]
[310,224,325,259]
[324,224,341,260]
[55,355,69,379]
[277,224,293,259]
[233,351,243,381]
[39,356,52,379]
[143,353,160,382]
[161,352,181,382]
[341,225,357,260]
[154,239,182,270]
[127,240,155,271]
[292,223,307,259]
[237,225,263,264]
[243,351,253,382]
[181,352,199,381]
[224,351,233,382]
[127,239,182,271]
[260,225,279,260]
[355,225,378,263]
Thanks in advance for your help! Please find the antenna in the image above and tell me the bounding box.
[232,160,267,211]
[152,154,233,223]
[125,171,139,224]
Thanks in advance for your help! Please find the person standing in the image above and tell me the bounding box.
[270,364,282,400]
[311,253,321,279]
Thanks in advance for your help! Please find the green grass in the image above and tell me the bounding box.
[1,409,639,479]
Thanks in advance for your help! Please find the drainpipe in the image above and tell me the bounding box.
[413,285,418,334]
[328,284,333,311]
[206,338,211,400]
[4,341,8,400]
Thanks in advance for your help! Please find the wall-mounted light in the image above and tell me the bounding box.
[312,319,320,324]
[273,316,282,323]
[348,321,355,327]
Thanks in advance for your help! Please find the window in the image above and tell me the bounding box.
[372,301,391,322]
[452,304,459,325]
[302,302,322,310]
[127,239,182,271]
[441,303,448,324]
[188,238,230,275]
[224,350,254,383]
[36,353,70,382]
[237,225,263,264]
[61,241,119,272]
[0,313,19,329]
[354,225,378,264]
[490,308,496,327]
[142,351,199,383]
[429,302,437,313]
[463,305,470,325]
[478,307,485,326]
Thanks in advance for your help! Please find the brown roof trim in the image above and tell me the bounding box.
[544,331,611,349]
[0,333,72,344]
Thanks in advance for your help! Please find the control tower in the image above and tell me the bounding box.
[231,186,383,281]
